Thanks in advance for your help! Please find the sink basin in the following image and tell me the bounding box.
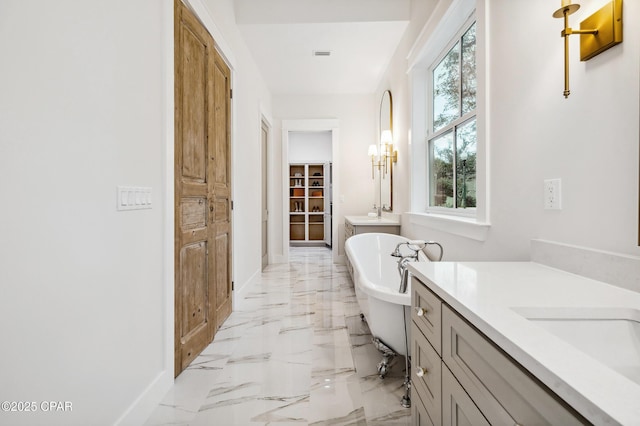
[512,307,640,386]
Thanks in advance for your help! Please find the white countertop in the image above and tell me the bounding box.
[407,261,640,426]
[344,215,400,226]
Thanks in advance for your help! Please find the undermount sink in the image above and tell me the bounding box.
[512,307,640,386]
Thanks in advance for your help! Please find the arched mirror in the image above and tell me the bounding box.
[379,90,393,211]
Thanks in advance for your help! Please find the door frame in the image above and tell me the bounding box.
[281,119,340,264]
[261,117,271,270]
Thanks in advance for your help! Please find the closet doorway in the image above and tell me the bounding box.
[282,120,339,264]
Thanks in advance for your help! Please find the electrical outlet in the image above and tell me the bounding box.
[544,179,562,210]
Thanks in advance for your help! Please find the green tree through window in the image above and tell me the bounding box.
[429,22,476,210]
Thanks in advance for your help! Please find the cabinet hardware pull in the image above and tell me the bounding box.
[416,366,427,377]
[416,307,426,316]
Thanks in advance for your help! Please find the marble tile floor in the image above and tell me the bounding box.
[145,246,411,426]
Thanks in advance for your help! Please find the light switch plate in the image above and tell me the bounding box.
[117,186,152,211]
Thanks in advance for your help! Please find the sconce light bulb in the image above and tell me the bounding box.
[381,130,393,145]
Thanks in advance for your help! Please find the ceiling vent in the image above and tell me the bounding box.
[313,50,332,57]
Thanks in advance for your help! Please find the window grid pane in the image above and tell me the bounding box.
[429,131,454,207]
[461,23,477,116]
[456,118,476,208]
[428,21,476,211]
[432,42,460,132]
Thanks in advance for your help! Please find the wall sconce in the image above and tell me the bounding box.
[368,131,398,179]
[553,0,623,98]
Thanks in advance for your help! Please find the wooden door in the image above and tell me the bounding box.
[174,0,232,376]
[210,46,232,333]
[261,120,268,270]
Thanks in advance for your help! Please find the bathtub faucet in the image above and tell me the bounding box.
[394,240,445,294]
[390,240,427,258]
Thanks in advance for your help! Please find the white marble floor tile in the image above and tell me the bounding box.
[145,246,410,426]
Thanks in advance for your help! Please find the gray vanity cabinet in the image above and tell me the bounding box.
[411,276,589,426]
[442,366,489,426]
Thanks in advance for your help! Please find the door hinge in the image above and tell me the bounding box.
[231,200,234,210]
[231,281,234,291]
[230,89,233,99]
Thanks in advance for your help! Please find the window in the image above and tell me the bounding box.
[428,22,476,211]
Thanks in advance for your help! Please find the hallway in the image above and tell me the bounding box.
[146,247,410,425]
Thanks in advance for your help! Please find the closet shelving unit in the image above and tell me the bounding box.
[289,163,325,244]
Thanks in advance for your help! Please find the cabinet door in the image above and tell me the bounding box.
[442,366,490,426]
[442,305,587,425]
[412,386,436,426]
[411,322,441,426]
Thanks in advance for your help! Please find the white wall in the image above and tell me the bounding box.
[199,0,273,298]
[272,95,376,259]
[387,0,640,265]
[0,1,168,424]
[0,0,273,424]
[289,131,332,163]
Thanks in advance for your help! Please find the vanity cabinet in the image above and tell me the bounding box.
[344,216,400,240]
[411,276,588,426]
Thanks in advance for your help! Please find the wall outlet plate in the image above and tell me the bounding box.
[544,179,562,210]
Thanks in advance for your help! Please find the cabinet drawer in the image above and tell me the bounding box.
[411,277,442,355]
[411,322,441,426]
[442,305,587,426]
[442,365,489,426]
[412,381,436,426]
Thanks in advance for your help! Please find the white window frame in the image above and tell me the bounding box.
[427,19,477,217]
[407,0,489,241]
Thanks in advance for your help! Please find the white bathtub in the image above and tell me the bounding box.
[345,233,428,358]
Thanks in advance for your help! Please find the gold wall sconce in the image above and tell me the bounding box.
[368,131,398,179]
[553,0,623,98]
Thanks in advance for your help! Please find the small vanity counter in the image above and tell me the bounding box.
[408,261,640,425]
[344,215,400,239]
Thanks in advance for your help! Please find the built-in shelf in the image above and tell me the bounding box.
[289,163,326,243]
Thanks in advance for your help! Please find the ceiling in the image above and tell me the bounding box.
[234,0,411,95]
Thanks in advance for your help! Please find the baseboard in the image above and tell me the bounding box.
[114,370,173,426]
[233,268,260,310]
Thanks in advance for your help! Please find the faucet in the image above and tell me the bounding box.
[392,240,444,293]
[373,204,381,218]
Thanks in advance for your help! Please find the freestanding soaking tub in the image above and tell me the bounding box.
[345,233,429,366]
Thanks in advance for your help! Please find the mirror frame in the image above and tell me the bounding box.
[380,90,393,212]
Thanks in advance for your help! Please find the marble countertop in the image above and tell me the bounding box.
[407,261,640,425]
[344,215,400,226]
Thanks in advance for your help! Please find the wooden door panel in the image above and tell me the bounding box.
[213,60,229,189]
[181,198,207,230]
[180,26,208,182]
[211,48,232,331]
[180,242,207,334]
[215,233,230,307]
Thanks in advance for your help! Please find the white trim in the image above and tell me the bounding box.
[184,0,237,70]
[114,371,172,426]
[409,0,489,233]
[408,212,489,241]
[407,0,475,71]
[233,269,260,310]
[281,119,340,264]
